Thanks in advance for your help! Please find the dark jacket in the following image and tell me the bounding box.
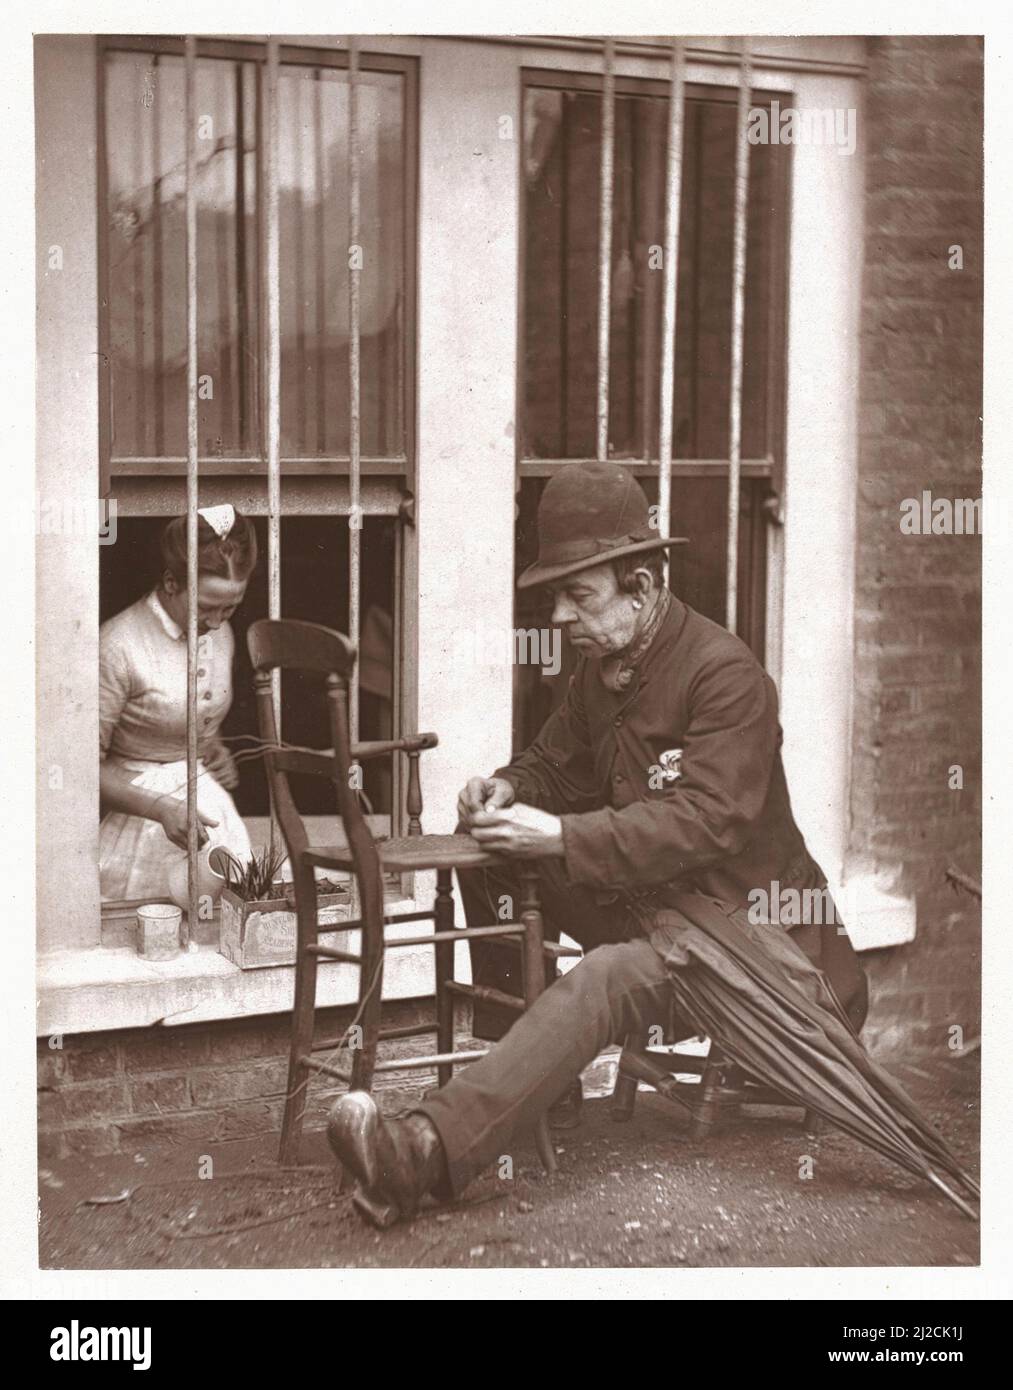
[496,597,828,911]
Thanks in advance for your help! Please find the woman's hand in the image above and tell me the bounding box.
[202,739,239,790]
[157,797,219,851]
[468,803,564,858]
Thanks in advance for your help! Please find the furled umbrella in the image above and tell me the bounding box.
[644,892,979,1220]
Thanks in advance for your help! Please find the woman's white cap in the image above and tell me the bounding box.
[197,504,236,539]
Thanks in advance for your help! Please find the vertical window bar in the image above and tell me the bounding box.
[265,37,282,849]
[293,81,307,456]
[596,37,615,463]
[348,36,362,742]
[184,35,199,946]
[657,37,686,579]
[234,61,250,452]
[153,54,166,456]
[314,70,327,453]
[726,40,753,633]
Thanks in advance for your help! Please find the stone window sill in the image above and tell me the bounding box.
[37,898,443,1038]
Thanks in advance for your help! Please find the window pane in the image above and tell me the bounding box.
[104,51,259,458]
[522,84,786,461]
[278,64,406,458]
[103,50,408,462]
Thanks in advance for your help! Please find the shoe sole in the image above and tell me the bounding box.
[351,1188,400,1229]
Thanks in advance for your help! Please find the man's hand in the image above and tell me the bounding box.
[457,775,515,828]
[468,803,564,859]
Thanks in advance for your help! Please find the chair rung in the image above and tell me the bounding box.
[300,932,576,963]
[625,1048,707,1077]
[304,908,435,936]
[378,1021,440,1042]
[309,1021,438,1053]
[542,941,582,958]
[619,1050,702,1087]
[372,1049,489,1073]
[443,981,525,1012]
[302,1055,352,1082]
[305,944,362,962]
[384,923,523,948]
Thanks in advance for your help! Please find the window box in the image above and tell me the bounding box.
[219,882,353,970]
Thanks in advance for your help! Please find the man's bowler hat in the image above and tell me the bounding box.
[518,461,688,590]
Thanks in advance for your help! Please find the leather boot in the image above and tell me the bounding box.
[327,1091,449,1228]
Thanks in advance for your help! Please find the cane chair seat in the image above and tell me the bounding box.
[306,833,499,873]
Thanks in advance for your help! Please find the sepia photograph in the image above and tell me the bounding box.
[9,1,1009,1321]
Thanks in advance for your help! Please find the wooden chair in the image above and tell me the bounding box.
[247,618,569,1172]
[612,1033,820,1137]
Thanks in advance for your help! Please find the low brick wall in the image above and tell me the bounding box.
[37,997,479,1163]
[860,890,981,1058]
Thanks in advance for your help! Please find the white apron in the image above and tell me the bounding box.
[100,756,252,902]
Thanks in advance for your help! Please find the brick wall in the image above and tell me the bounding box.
[850,36,982,1055]
[37,999,477,1162]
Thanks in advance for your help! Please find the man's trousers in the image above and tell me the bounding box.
[415,856,868,1199]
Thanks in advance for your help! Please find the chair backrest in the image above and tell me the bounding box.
[246,619,383,924]
[248,618,355,680]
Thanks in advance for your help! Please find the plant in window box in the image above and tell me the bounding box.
[217,845,353,970]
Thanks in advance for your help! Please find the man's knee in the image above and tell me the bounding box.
[551,940,670,1044]
[561,939,667,1001]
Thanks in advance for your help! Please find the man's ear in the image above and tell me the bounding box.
[632,567,654,603]
[161,571,180,596]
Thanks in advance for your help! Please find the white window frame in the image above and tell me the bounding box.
[37,35,894,1043]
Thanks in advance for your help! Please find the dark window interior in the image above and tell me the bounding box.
[522,82,788,462]
[516,75,785,753]
[99,515,397,818]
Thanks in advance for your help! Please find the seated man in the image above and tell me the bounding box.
[328,461,868,1226]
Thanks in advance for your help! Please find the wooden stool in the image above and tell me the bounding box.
[612,1033,821,1137]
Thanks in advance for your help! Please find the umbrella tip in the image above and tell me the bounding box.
[925,1170,979,1222]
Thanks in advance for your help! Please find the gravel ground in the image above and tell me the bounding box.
[38,1053,979,1271]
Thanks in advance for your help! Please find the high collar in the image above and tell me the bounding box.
[147,589,184,642]
[596,590,688,693]
[637,592,688,679]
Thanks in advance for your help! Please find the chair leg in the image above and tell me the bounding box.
[611,1034,643,1123]
[519,867,557,1176]
[338,867,383,1195]
[689,1042,739,1140]
[279,863,321,1167]
[350,868,385,1096]
[434,869,455,1089]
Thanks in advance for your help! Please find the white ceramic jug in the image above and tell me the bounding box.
[167,843,240,914]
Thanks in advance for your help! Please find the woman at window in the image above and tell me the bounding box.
[98,505,257,902]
